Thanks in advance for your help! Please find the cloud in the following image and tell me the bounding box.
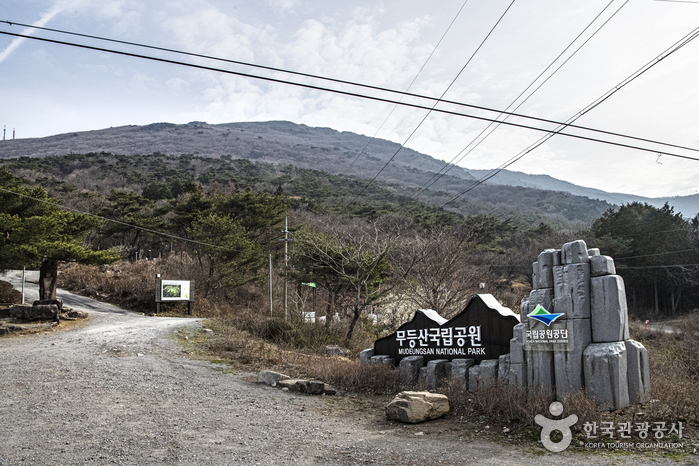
[0,0,66,63]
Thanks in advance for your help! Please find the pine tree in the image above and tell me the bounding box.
[0,168,120,300]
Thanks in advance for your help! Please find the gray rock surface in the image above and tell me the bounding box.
[420,359,448,390]
[9,304,59,321]
[590,275,629,343]
[561,240,590,264]
[552,263,590,319]
[587,248,601,257]
[385,391,450,424]
[526,349,554,398]
[469,359,499,392]
[625,340,651,404]
[507,363,527,388]
[399,355,424,389]
[554,319,592,400]
[33,299,63,312]
[590,255,616,277]
[359,348,375,364]
[583,342,629,410]
[510,323,527,364]
[446,358,474,390]
[528,288,555,326]
[537,249,558,289]
[519,298,529,324]
[257,370,290,387]
[370,355,395,366]
[498,354,511,385]
[323,345,350,357]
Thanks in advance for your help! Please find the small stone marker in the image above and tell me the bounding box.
[257,370,290,387]
[385,391,450,424]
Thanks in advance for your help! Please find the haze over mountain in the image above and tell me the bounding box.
[0,120,696,218]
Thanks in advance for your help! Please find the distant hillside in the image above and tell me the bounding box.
[0,120,623,225]
[468,169,699,217]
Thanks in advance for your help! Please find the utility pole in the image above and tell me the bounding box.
[278,216,293,321]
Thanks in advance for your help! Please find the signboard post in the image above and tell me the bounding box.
[155,276,194,315]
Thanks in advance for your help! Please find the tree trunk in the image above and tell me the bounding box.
[39,258,59,300]
[325,289,334,329]
[345,285,363,344]
[654,279,659,315]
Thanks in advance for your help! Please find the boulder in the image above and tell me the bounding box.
[257,370,290,387]
[590,275,629,343]
[446,358,474,390]
[277,379,325,395]
[519,298,529,324]
[552,263,591,319]
[67,310,89,319]
[359,348,375,365]
[8,305,29,319]
[468,359,499,392]
[498,354,511,385]
[385,391,450,424]
[537,249,559,289]
[590,255,616,277]
[554,319,592,400]
[528,289,555,327]
[370,355,396,367]
[526,349,554,398]
[323,345,350,357]
[419,359,448,390]
[624,340,651,404]
[506,363,527,389]
[298,380,325,395]
[587,248,601,257]
[33,299,63,312]
[323,384,337,396]
[583,342,629,410]
[561,240,590,265]
[510,323,527,364]
[399,355,424,389]
[10,304,59,321]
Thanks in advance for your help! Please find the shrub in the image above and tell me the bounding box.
[0,280,21,304]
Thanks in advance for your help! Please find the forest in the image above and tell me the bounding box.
[1,151,698,341]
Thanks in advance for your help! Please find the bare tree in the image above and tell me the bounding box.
[293,217,398,344]
[390,229,482,319]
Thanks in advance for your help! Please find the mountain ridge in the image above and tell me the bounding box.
[1,120,695,218]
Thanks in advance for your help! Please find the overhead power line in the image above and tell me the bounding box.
[342,0,517,212]
[440,24,699,208]
[1,24,698,162]
[412,0,626,200]
[346,0,470,170]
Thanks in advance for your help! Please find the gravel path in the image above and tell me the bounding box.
[0,271,688,465]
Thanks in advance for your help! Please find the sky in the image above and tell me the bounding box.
[1,0,699,198]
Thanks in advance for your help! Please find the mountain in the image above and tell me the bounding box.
[1,120,692,222]
[467,169,699,217]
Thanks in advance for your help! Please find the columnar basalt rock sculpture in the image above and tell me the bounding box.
[370,240,648,413]
[502,239,650,410]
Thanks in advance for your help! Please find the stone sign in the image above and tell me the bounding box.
[373,294,520,364]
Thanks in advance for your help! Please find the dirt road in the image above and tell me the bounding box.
[0,271,687,464]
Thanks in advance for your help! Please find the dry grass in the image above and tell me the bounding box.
[632,313,699,424]
[0,280,21,305]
